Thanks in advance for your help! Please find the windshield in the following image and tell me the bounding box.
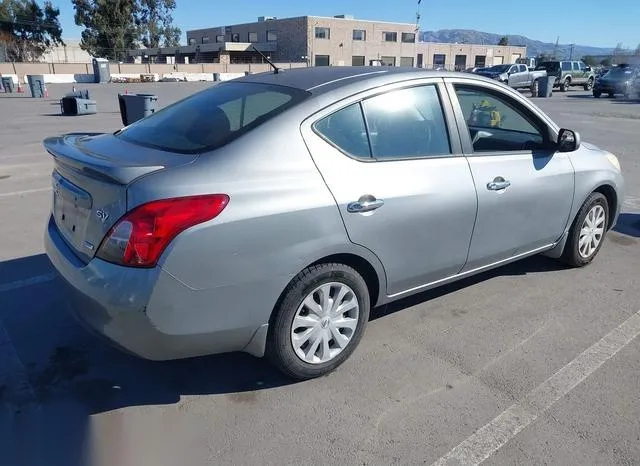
[117,82,310,154]
[535,62,559,71]
[485,65,510,73]
[605,67,635,78]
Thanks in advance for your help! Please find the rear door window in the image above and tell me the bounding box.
[362,85,451,159]
[314,103,371,158]
[117,82,309,153]
[561,62,572,71]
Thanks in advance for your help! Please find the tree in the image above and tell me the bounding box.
[72,0,181,61]
[498,36,509,46]
[0,0,64,62]
[72,0,139,61]
[136,0,180,48]
[582,55,597,66]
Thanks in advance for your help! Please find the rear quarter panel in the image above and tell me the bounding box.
[126,111,387,336]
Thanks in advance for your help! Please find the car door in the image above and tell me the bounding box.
[301,80,478,296]
[444,78,575,271]
[507,65,523,87]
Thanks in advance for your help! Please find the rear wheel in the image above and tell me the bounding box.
[560,192,609,267]
[608,92,615,98]
[560,78,571,92]
[530,79,539,97]
[267,263,370,380]
[593,90,602,98]
[584,78,594,91]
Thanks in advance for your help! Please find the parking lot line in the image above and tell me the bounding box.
[0,187,50,198]
[431,309,640,466]
[0,273,56,293]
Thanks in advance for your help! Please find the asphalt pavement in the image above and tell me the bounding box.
[0,82,639,466]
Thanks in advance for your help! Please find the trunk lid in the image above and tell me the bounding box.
[44,132,198,263]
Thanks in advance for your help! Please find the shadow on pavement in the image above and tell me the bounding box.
[613,213,640,238]
[0,251,568,465]
[371,254,565,321]
[0,253,292,466]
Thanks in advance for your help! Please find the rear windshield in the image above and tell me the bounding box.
[535,62,559,71]
[116,82,309,153]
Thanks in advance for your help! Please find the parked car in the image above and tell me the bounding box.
[593,64,640,98]
[535,60,595,91]
[474,63,546,95]
[44,68,625,380]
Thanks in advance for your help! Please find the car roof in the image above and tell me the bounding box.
[232,66,480,96]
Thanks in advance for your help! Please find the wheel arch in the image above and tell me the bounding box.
[593,184,618,229]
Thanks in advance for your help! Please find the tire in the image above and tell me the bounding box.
[593,91,601,98]
[560,192,609,267]
[530,79,539,97]
[267,263,370,380]
[584,78,594,91]
[608,92,615,98]
[560,78,571,92]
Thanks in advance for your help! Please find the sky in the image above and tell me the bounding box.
[54,0,638,49]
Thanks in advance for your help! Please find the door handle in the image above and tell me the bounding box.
[347,197,384,213]
[487,177,511,191]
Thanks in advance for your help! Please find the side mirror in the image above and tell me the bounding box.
[585,66,592,72]
[557,128,581,152]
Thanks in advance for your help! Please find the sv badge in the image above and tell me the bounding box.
[96,209,109,223]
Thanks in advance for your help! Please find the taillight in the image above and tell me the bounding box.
[96,194,229,268]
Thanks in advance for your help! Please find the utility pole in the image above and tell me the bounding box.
[569,43,575,60]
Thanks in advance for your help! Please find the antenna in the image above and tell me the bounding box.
[251,45,281,74]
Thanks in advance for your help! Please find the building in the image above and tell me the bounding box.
[128,15,526,70]
[40,39,93,63]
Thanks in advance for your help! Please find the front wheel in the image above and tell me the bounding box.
[267,263,370,380]
[584,78,594,91]
[561,192,609,267]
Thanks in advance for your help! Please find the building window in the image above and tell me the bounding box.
[315,55,330,66]
[401,32,416,43]
[202,36,210,44]
[315,27,330,39]
[454,54,467,71]
[248,32,258,42]
[433,54,446,67]
[267,30,277,42]
[474,55,486,67]
[382,32,397,42]
[400,56,414,67]
[352,55,365,66]
[353,29,366,41]
[231,33,240,42]
[216,35,224,43]
[381,56,396,66]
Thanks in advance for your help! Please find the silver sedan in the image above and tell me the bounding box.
[44,67,625,380]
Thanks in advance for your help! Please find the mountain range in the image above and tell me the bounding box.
[420,30,614,58]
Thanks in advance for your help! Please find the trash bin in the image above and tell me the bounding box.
[118,93,158,126]
[537,76,556,98]
[27,74,45,98]
[60,97,98,116]
[65,89,90,100]
[1,77,15,93]
[92,58,110,83]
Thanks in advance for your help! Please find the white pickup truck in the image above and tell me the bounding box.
[474,63,547,95]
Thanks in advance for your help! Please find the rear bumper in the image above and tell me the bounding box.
[44,216,263,360]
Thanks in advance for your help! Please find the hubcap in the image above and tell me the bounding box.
[291,282,359,364]
[578,205,606,258]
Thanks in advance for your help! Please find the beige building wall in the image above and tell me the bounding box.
[307,17,419,67]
